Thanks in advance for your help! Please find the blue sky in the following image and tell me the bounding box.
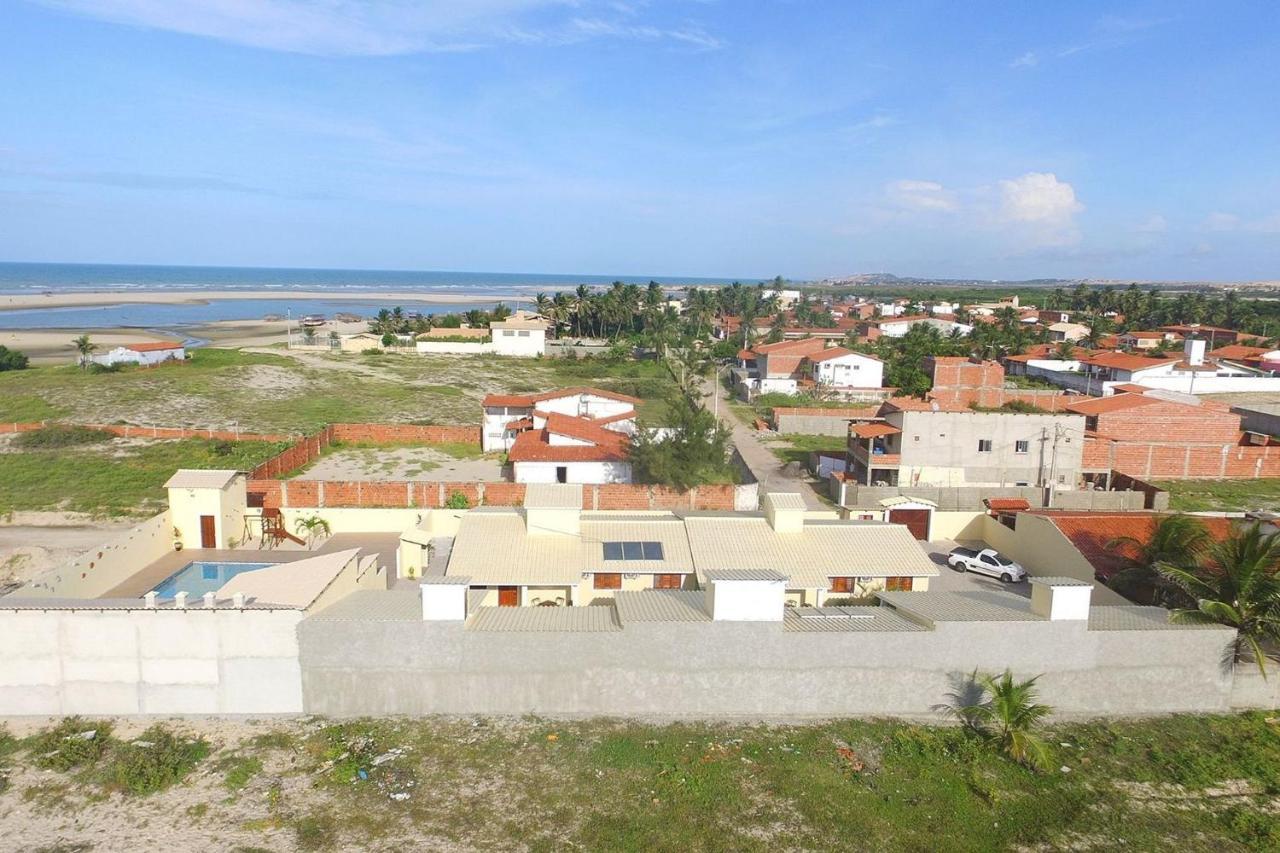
[1,1,1278,281]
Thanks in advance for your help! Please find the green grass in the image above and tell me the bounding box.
[766,434,848,467]
[0,348,680,433]
[0,435,291,516]
[1153,478,1280,512]
[5,713,1278,849]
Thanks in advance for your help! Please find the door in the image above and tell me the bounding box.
[498,586,518,607]
[556,466,568,484]
[888,508,930,540]
[885,576,914,592]
[654,573,683,590]
[199,515,216,549]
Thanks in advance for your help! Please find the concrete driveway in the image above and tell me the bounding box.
[923,539,1031,598]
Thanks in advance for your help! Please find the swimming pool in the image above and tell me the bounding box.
[152,561,278,599]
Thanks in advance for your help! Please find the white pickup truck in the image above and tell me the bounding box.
[946,547,1027,583]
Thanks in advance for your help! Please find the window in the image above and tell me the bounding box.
[977,439,993,453]
[830,576,854,593]
[1015,440,1029,454]
[654,574,683,590]
[602,541,664,561]
[517,330,530,337]
[593,573,622,590]
[885,577,913,591]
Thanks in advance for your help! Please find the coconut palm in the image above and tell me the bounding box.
[1155,522,1280,677]
[71,334,96,370]
[956,670,1053,771]
[293,515,331,550]
[1107,513,1210,606]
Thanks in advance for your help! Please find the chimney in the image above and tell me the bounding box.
[763,492,806,533]
[1029,577,1092,620]
[523,483,583,537]
[421,576,470,621]
[1184,337,1206,367]
[704,570,786,621]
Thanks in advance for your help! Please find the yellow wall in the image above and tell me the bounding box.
[980,514,1128,604]
[575,572,693,605]
[11,511,174,600]
[929,511,986,541]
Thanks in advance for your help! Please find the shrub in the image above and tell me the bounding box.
[0,346,28,372]
[29,717,116,771]
[211,439,236,456]
[87,362,121,374]
[104,725,211,795]
[13,425,113,449]
[445,491,472,509]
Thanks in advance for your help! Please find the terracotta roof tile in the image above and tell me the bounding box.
[124,341,184,352]
[1034,512,1233,580]
[984,498,1031,511]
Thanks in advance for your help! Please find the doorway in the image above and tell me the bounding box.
[498,586,518,607]
[199,515,216,549]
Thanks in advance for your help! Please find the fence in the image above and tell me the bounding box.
[1083,436,1280,480]
[0,422,294,442]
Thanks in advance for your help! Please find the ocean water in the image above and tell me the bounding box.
[0,262,741,329]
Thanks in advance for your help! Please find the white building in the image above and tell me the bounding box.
[872,315,973,338]
[481,387,640,452]
[490,313,548,357]
[507,410,635,484]
[809,348,884,390]
[89,341,186,367]
[1020,338,1280,396]
[1047,322,1090,342]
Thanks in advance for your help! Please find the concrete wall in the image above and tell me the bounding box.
[12,512,174,599]
[773,406,880,435]
[1234,404,1280,438]
[837,483,1148,511]
[895,410,1086,488]
[297,612,1237,718]
[415,341,494,355]
[0,606,304,714]
[514,460,633,485]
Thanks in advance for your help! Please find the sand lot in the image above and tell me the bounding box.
[298,446,506,481]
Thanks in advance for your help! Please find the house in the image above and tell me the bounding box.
[1048,322,1090,342]
[490,312,549,357]
[1117,330,1180,350]
[735,338,887,399]
[89,341,185,367]
[506,410,634,484]
[1038,309,1072,324]
[806,347,884,392]
[860,315,973,339]
[1160,324,1239,346]
[747,338,830,394]
[431,486,938,608]
[846,399,1085,489]
[480,385,639,469]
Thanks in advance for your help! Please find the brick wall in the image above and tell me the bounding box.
[927,387,1074,411]
[0,421,293,442]
[1093,402,1241,443]
[248,480,738,510]
[330,423,481,444]
[926,357,1005,391]
[1085,436,1280,479]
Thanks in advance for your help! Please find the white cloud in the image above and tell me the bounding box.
[33,0,722,56]
[1205,211,1280,234]
[1135,214,1167,233]
[1010,51,1038,68]
[885,179,957,212]
[1204,211,1241,231]
[1250,213,1280,234]
[995,172,1083,247]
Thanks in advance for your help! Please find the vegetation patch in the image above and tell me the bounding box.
[28,717,116,771]
[1154,478,1280,512]
[12,424,113,449]
[103,725,211,796]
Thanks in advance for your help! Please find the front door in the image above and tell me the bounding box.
[556,466,568,484]
[498,586,518,607]
[199,515,216,549]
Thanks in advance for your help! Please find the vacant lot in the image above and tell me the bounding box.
[1154,478,1280,512]
[0,712,1276,852]
[0,432,290,517]
[0,348,678,434]
[764,433,848,468]
[292,441,505,481]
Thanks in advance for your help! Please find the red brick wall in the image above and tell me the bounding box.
[926,358,1004,391]
[0,421,293,442]
[247,480,737,510]
[330,423,481,444]
[926,387,1073,411]
[1093,402,1241,443]
[1085,437,1280,479]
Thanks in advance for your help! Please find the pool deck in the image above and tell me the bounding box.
[101,532,404,598]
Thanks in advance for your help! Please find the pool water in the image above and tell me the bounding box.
[152,561,278,599]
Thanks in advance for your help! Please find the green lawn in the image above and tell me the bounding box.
[766,433,849,467]
[0,435,291,517]
[7,712,1279,850]
[1154,478,1280,512]
[0,348,680,433]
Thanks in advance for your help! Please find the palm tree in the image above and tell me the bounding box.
[71,334,96,370]
[1054,340,1076,360]
[956,670,1053,771]
[1155,522,1280,677]
[1107,514,1210,605]
[293,515,331,550]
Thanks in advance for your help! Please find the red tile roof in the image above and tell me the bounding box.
[1110,383,1150,394]
[541,412,631,449]
[506,426,630,463]
[984,498,1031,511]
[125,341,184,352]
[1081,351,1179,371]
[851,422,900,439]
[1035,512,1233,580]
[737,349,756,361]
[1120,331,1173,340]
[1211,344,1269,361]
[753,337,829,355]
[1065,393,1160,415]
[482,386,642,408]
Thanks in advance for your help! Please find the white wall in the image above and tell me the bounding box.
[0,607,304,714]
[91,347,184,367]
[514,460,633,484]
[813,355,883,389]
[492,327,546,357]
[416,341,494,356]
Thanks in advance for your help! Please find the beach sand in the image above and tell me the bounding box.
[0,288,525,312]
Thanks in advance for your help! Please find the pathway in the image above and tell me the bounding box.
[703,375,828,510]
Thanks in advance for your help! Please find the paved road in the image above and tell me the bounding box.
[703,375,828,510]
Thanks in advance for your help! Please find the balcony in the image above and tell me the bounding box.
[851,444,901,467]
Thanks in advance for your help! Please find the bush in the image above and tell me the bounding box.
[445,491,472,509]
[104,724,211,795]
[87,362,121,374]
[13,425,113,449]
[30,717,116,771]
[211,439,236,456]
[0,346,28,371]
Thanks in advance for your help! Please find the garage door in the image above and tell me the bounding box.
[888,508,930,540]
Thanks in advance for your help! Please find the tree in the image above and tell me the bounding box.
[71,334,96,370]
[293,515,331,550]
[955,670,1053,771]
[629,392,732,491]
[1106,514,1210,606]
[1155,522,1280,677]
[1054,340,1076,360]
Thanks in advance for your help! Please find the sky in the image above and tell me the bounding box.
[1,1,1278,281]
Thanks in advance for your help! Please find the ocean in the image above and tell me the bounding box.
[0,262,744,330]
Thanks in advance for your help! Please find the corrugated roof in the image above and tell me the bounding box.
[762,492,807,511]
[614,590,710,622]
[685,517,938,589]
[1029,576,1094,587]
[125,341,184,352]
[851,422,900,439]
[217,549,360,609]
[164,469,240,490]
[467,605,621,632]
[878,590,1042,623]
[307,589,422,621]
[879,495,938,508]
[705,568,788,582]
[1087,605,1225,632]
[783,605,926,633]
[524,483,584,509]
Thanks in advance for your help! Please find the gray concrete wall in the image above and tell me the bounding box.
[897,410,1086,487]
[298,614,1238,718]
[0,607,305,715]
[1233,404,1280,438]
[839,483,1148,511]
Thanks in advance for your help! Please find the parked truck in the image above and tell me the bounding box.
[946,547,1027,583]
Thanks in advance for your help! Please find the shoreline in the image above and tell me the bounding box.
[0,288,531,313]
